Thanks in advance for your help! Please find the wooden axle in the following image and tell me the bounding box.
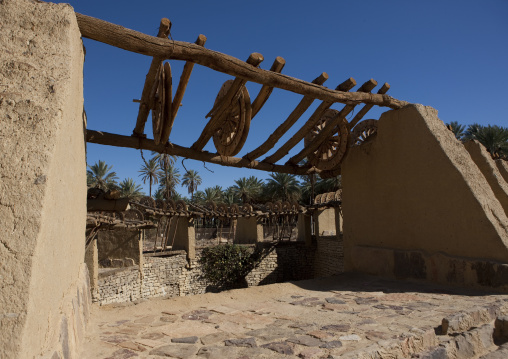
[86,130,318,176]
[348,83,390,130]
[75,13,408,109]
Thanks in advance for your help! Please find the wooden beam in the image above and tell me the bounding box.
[263,78,356,164]
[132,18,171,137]
[348,83,390,130]
[191,53,263,152]
[288,79,377,166]
[161,34,207,144]
[251,56,286,118]
[243,72,328,162]
[75,13,408,109]
[87,198,130,212]
[86,130,318,175]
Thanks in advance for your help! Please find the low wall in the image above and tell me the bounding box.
[93,239,343,305]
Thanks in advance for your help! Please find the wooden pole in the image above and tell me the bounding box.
[191,53,263,152]
[263,78,356,164]
[75,13,408,109]
[348,83,390,130]
[86,130,318,175]
[169,34,207,123]
[251,56,286,118]
[243,72,328,162]
[288,79,377,166]
[132,18,171,137]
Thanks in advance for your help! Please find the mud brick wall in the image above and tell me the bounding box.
[314,236,344,277]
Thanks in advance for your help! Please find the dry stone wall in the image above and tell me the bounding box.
[93,239,343,305]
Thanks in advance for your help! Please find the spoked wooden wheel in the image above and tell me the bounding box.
[304,109,349,171]
[351,119,378,146]
[151,62,172,145]
[212,80,252,156]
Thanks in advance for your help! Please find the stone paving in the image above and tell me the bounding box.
[81,274,508,358]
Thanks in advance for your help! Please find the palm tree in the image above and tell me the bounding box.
[182,169,202,200]
[119,178,144,200]
[464,124,508,158]
[264,173,301,202]
[232,176,263,204]
[87,160,119,190]
[138,157,161,197]
[158,163,181,199]
[203,186,223,203]
[446,121,466,140]
[316,175,342,193]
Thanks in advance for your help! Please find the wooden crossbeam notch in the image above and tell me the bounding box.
[160,34,208,144]
[263,77,356,164]
[348,83,390,130]
[191,53,264,152]
[287,79,377,166]
[251,56,286,118]
[243,72,329,162]
[132,18,172,137]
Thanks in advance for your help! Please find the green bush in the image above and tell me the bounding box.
[199,244,258,289]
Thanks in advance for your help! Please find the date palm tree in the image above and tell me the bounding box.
[464,123,508,158]
[232,176,263,204]
[203,186,223,203]
[158,163,181,199]
[264,172,301,202]
[446,121,466,140]
[182,169,202,200]
[87,160,118,190]
[119,178,144,200]
[139,157,161,197]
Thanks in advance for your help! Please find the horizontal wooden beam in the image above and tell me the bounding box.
[75,13,408,109]
[86,130,318,176]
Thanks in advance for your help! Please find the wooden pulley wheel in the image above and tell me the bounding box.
[212,80,252,156]
[325,192,335,203]
[206,201,217,213]
[151,63,165,145]
[314,194,322,205]
[273,201,283,213]
[291,201,299,212]
[166,199,176,212]
[217,204,228,216]
[304,109,350,171]
[241,203,253,214]
[265,202,274,212]
[175,200,187,212]
[351,119,378,146]
[230,204,239,215]
[155,199,166,210]
[124,208,144,221]
[139,196,156,208]
[334,189,342,201]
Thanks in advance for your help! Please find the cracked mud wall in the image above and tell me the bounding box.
[342,104,508,288]
[0,0,88,357]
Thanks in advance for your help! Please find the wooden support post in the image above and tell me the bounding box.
[86,130,318,175]
[191,53,264,152]
[263,78,356,164]
[173,217,195,259]
[297,213,312,246]
[161,34,208,144]
[84,230,99,290]
[243,72,328,162]
[348,83,390,130]
[132,18,171,137]
[287,79,377,166]
[251,56,286,118]
[75,13,408,109]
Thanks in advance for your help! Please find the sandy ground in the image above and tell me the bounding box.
[81,274,508,358]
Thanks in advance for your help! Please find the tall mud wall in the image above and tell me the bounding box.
[342,104,508,290]
[0,0,89,358]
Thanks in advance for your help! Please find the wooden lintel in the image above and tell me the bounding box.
[263,78,356,164]
[86,130,318,176]
[75,13,408,109]
[132,18,171,137]
[243,72,328,162]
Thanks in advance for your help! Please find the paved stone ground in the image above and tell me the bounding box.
[81,274,508,358]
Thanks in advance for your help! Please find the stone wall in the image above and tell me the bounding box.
[93,239,343,305]
[342,104,508,290]
[0,1,89,358]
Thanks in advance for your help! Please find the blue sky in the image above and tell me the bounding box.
[56,0,508,197]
